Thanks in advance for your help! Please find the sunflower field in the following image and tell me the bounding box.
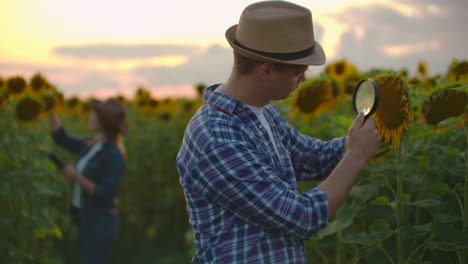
[0,59,467,264]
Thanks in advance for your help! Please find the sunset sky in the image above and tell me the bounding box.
[1,0,467,99]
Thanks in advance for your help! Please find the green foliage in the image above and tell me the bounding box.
[0,65,467,263]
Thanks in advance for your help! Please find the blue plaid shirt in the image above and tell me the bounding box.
[177,85,346,263]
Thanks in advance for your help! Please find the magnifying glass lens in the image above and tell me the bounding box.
[352,79,380,117]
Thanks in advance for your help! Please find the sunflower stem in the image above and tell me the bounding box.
[463,122,468,264]
[336,230,344,264]
[396,142,405,264]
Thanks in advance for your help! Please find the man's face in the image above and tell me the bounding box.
[270,64,308,100]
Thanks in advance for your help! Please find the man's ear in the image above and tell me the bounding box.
[256,62,275,81]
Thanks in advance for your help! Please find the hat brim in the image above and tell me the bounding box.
[225,25,326,66]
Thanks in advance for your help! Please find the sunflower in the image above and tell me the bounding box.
[0,77,6,93]
[116,95,127,105]
[40,92,58,114]
[81,100,93,114]
[0,92,6,111]
[135,86,151,101]
[65,97,81,113]
[7,76,27,97]
[325,59,358,81]
[291,77,342,121]
[159,112,172,121]
[418,60,428,78]
[195,83,207,97]
[136,98,148,113]
[15,95,43,123]
[30,73,48,94]
[407,77,421,87]
[158,98,180,115]
[447,60,468,82]
[373,74,411,145]
[421,86,468,127]
[344,73,363,94]
[148,98,159,110]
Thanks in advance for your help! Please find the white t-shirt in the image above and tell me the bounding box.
[72,143,102,208]
[244,104,280,160]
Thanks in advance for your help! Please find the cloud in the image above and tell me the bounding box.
[2,0,468,99]
[133,44,233,86]
[325,0,468,74]
[53,43,201,59]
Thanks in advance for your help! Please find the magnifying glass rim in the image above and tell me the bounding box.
[352,78,380,116]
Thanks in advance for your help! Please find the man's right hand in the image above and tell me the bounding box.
[345,113,381,166]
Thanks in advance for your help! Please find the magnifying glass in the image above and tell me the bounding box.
[352,79,380,117]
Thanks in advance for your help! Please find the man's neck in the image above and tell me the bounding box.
[215,73,271,107]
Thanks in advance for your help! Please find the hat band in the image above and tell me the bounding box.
[234,40,315,61]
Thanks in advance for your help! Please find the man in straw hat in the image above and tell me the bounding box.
[177,1,380,262]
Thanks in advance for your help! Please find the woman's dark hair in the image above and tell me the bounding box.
[91,98,127,144]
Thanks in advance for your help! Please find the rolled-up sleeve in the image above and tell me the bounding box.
[283,122,346,181]
[51,126,87,154]
[187,141,329,240]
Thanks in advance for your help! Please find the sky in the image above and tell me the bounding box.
[1,0,467,99]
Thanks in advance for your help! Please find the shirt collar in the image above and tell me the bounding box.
[203,84,240,114]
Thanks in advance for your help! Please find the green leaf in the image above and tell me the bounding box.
[342,219,393,245]
[409,126,438,140]
[428,183,451,196]
[427,224,468,251]
[402,198,442,209]
[418,155,431,169]
[318,206,356,237]
[349,183,381,203]
[370,196,391,206]
[333,115,353,129]
[444,148,462,159]
[399,223,432,240]
[436,116,463,128]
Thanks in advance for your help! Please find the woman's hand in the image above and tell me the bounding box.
[61,165,96,195]
[62,165,80,181]
[48,112,61,132]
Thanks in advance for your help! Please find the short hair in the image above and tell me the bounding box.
[233,52,306,75]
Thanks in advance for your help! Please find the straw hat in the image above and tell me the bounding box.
[225,1,326,66]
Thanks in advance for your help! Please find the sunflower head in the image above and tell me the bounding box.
[195,83,207,96]
[149,98,159,109]
[422,85,468,127]
[7,76,27,96]
[325,59,358,81]
[0,77,6,93]
[40,93,58,114]
[65,97,81,113]
[291,77,342,121]
[447,60,468,82]
[373,73,411,145]
[136,86,151,101]
[81,100,93,114]
[0,92,6,111]
[30,73,48,94]
[159,112,172,121]
[116,95,127,104]
[15,95,43,123]
[344,74,363,94]
[408,77,421,88]
[418,60,428,78]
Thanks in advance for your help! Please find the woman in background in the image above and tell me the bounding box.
[48,98,127,264]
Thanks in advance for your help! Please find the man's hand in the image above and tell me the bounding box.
[346,113,381,166]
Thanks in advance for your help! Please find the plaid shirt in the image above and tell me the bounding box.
[177,85,346,263]
[52,127,125,225]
